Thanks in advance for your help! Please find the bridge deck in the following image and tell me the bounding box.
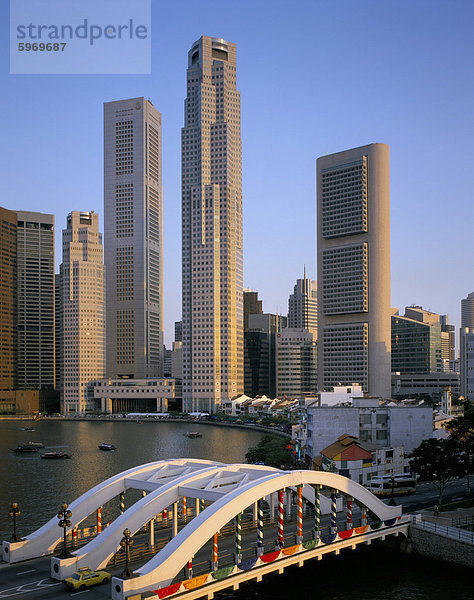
[137,519,409,600]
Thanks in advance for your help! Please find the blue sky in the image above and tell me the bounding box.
[1,0,473,347]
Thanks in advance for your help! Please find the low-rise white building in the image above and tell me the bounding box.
[319,384,364,407]
[91,378,174,414]
[306,397,433,461]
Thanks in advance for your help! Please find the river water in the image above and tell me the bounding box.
[1,420,472,599]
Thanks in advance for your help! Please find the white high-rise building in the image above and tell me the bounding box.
[181,36,243,413]
[317,143,391,397]
[60,212,105,414]
[104,98,163,379]
[288,269,318,335]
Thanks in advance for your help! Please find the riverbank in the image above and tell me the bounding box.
[0,413,291,438]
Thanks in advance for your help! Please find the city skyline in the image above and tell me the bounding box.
[1,1,473,346]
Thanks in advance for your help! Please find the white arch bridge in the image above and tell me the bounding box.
[2,459,409,600]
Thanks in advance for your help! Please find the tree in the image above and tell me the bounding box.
[410,438,464,508]
[446,404,474,490]
[246,435,293,468]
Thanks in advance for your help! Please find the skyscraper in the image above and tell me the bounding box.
[461,292,474,329]
[0,207,17,394]
[317,143,391,397]
[181,36,243,413]
[60,212,105,414]
[16,210,55,390]
[287,270,318,334]
[104,97,163,379]
[460,292,474,399]
[245,313,287,398]
[276,328,318,398]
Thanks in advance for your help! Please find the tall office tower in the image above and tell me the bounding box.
[54,273,61,390]
[182,36,243,413]
[244,289,263,330]
[276,328,317,398]
[16,211,55,390]
[0,207,17,393]
[317,144,391,397]
[104,97,164,379]
[460,292,474,399]
[287,270,318,334]
[60,212,105,414]
[245,313,287,398]
[461,293,474,328]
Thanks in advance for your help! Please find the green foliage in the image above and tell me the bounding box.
[447,403,474,482]
[410,438,464,506]
[246,434,293,468]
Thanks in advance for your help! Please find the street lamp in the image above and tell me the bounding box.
[9,502,21,542]
[120,528,134,579]
[387,477,397,506]
[57,503,72,558]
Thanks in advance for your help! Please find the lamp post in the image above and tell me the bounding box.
[9,502,21,542]
[120,528,134,579]
[387,476,397,506]
[57,503,72,558]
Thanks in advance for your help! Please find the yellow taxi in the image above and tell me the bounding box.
[63,567,111,590]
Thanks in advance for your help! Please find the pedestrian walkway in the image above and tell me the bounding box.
[419,505,474,528]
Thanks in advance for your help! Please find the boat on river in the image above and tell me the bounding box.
[11,445,39,453]
[25,441,44,449]
[20,427,35,431]
[41,452,73,459]
[98,443,116,451]
[185,432,202,438]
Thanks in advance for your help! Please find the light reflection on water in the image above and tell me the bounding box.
[0,419,263,540]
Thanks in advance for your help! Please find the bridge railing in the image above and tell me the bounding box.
[412,516,474,545]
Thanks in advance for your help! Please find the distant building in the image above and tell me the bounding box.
[171,340,183,408]
[317,144,391,397]
[391,372,459,400]
[174,321,182,342]
[163,348,172,378]
[461,292,474,329]
[244,313,286,398]
[276,328,317,398]
[92,378,174,414]
[244,289,263,331]
[460,293,474,400]
[440,314,455,363]
[60,212,105,414]
[391,309,443,373]
[287,270,317,335]
[460,328,474,400]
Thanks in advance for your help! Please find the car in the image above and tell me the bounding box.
[63,567,111,590]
